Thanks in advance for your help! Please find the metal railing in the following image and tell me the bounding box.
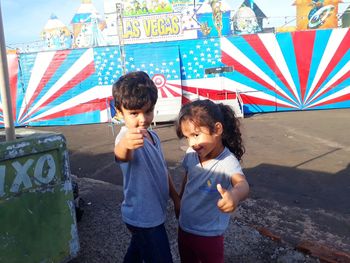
[236,89,244,118]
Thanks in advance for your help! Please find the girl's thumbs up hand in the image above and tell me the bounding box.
[217,183,226,196]
[216,184,238,213]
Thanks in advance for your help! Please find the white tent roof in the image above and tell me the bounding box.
[43,14,68,30]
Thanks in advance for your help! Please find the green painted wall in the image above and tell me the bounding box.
[0,133,79,263]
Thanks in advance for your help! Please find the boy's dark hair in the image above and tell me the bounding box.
[112,71,158,111]
[175,99,245,161]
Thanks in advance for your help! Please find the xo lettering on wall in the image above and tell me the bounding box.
[0,151,60,198]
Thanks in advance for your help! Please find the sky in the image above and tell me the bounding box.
[1,0,104,45]
[1,0,348,45]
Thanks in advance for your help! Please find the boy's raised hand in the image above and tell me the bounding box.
[216,184,239,213]
[122,128,146,150]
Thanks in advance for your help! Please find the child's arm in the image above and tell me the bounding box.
[171,173,188,219]
[168,174,180,218]
[114,128,145,162]
[216,173,249,213]
[179,173,188,199]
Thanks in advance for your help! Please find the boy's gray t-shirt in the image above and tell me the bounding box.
[115,126,169,227]
[179,147,243,236]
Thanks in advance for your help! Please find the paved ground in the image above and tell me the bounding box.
[25,108,350,262]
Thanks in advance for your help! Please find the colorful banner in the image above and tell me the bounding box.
[3,28,350,126]
[122,13,185,43]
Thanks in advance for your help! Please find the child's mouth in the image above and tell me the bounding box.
[193,146,203,154]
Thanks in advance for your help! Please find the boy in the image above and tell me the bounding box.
[112,71,179,263]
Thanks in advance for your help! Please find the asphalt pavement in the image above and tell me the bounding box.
[23,108,350,263]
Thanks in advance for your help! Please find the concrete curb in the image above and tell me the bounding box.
[253,226,350,263]
[296,241,350,263]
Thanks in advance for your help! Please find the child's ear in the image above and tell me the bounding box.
[116,108,123,117]
[214,122,223,135]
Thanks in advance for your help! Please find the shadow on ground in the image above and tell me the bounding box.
[240,163,350,253]
[68,149,350,262]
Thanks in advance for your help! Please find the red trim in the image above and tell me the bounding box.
[308,70,350,105]
[292,30,316,102]
[7,53,19,119]
[243,34,299,103]
[30,98,105,122]
[307,30,350,103]
[164,85,181,97]
[241,94,294,108]
[310,93,350,107]
[241,94,276,106]
[159,86,167,98]
[18,50,70,120]
[222,50,297,106]
[23,61,95,121]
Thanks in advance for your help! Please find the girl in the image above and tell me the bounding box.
[175,99,249,263]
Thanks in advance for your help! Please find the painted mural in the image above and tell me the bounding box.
[294,0,341,30]
[117,0,266,44]
[232,0,264,35]
[2,27,350,127]
[35,0,348,50]
[58,0,107,48]
[122,0,173,16]
[343,5,350,27]
[37,0,268,49]
[41,14,72,50]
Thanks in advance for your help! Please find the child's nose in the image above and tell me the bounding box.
[139,114,147,123]
[188,138,197,148]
